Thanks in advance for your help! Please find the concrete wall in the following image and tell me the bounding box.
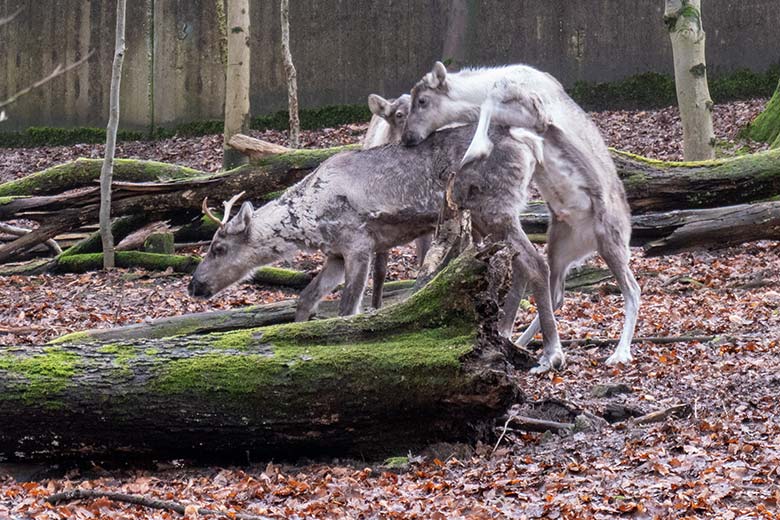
[1,0,778,132]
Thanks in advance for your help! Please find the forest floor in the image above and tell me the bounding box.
[1,100,779,518]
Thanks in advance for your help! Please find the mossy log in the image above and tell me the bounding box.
[53,252,200,274]
[51,266,606,344]
[746,79,780,148]
[0,248,531,461]
[0,158,205,198]
[52,283,416,344]
[3,144,779,261]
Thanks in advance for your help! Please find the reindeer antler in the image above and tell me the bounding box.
[202,191,246,228]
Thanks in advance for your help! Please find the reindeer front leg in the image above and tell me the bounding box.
[295,255,345,321]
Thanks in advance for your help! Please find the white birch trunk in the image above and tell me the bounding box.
[665,0,715,160]
[99,0,127,269]
[222,0,251,169]
[280,0,300,148]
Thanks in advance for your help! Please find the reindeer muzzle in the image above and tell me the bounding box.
[188,277,212,299]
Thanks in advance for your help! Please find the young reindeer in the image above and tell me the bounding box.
[188,124,542,324]
[362,93,432,308]
[403,62,640,372]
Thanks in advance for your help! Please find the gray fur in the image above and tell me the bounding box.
[363,93,431,308]
[189,124,537,322]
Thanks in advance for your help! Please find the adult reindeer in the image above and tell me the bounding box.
[402,62,640,372]
[189,124,542,327]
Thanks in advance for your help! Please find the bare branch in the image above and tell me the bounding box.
[0,222,62,255]
[0,49,95,110]
[0,6,23,27]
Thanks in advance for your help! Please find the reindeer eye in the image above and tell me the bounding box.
[418,97,427,107]
[212,244,227,256]
[395,111,404,119]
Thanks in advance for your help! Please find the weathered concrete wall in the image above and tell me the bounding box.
[1,0,778,131]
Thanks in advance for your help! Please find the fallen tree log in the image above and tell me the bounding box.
[643,201,780,256]
[520,200,780,252]
[48,264,610,344]
[3,142,779,261]
[0,248,532,461]
[51,283,416,344]
[613,148,780,212]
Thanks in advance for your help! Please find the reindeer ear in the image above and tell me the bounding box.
[429,61,448,89]
[225,201,254,235]
[368,94,390,117]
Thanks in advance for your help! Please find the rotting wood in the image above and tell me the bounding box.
[0,248,533,461]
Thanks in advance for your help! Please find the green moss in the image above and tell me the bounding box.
[212,329,258,350]
[151,327,474,400]
[383,456,410,469]
[0,195,26,205]
[612,148,728,168]
[746,79,780,145]
[47,331,90,345]
[0,347,78,403]
[252,266,312,289]
[381,280,416,292]
[145,348,160,356]
[55,252,200,274]
[258,144,360,172]
[0,158,203,197]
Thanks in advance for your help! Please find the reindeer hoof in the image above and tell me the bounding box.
[605,350,633,366]
[529,350,566,374]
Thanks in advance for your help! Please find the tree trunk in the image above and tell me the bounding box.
[664,0,715,160]
[99,0,127,269]
[0,248,531,462]
[222,0,251,170]
[280,0,300,148]
[747,79,780,149]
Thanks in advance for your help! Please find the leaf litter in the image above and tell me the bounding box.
[1,101,779,518]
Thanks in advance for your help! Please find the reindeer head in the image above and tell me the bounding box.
[367,93,411,143]
[402,61,459,146]
[188,192,260,299]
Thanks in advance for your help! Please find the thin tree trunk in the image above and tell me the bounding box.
[99,0,127,269]
[664,0,715,160]
[222,0,251,169]
[280,0,300,148]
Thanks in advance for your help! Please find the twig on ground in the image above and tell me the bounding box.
[631,403,692,425]
[492,415,514,455]
[505,414,575,433]
[47,489,271,520]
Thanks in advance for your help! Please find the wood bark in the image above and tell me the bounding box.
[99,0,127,269]
[664,0,715,160]
[643,201,780,256]
[0,248,531,461]
[222,0,251,169]
[280,0,300,148]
